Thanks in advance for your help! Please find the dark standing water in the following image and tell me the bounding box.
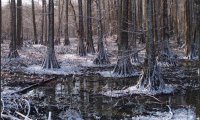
[25,75,200,120]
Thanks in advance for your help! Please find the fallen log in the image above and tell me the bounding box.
[13,76,58,95]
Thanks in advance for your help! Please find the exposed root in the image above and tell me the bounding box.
[93,48,110,65]
[136,64,165,92]
[113,56,136,77]
[42,51,60,69]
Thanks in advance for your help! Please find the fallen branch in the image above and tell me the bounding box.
[14,76,58,95]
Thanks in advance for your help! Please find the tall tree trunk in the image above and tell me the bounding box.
[130,0,139,64]
[40,0,45,44]
[32,0,38,44]
[55,0,63,45]
[44,0,47,45]
[113,0,135,77]
[157,0,177,66]
[77,0,86,56]
[16,0,22,48]
[186,0,196,59]
[93,0,110,65]
[42,0,60,69]
[0,0,2,43]
[137,0,164,91]
[9,0,19,58]
[64,0,70,45]
[86,0,95,54]
[194,0,200,60]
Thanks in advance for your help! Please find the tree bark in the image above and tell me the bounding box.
[40,0,45,44]
[77,0,86,56]
[93,0,110,65]
[64,0,70,45]
[16,0,22,48]
[86,0,95,54]
[137,0,164,91]
[32,0,38,44]
[9,0,19,58]
[44,0,47,45]
[113,0,135,77]
[0,0,2,43]
[42,0,60,69]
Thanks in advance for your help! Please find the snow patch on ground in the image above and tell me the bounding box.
[103,84,174,97]
[24,65,82,75]
[98,71,140,78]
[131,107,196,120]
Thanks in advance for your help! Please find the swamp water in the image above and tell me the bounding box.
[22,75,200,120]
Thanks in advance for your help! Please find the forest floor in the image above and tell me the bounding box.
[1,36,200,119]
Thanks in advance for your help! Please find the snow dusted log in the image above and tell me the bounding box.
[93,0,110,65]
[42,0,60,69]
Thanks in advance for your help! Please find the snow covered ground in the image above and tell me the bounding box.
[103,84,175,97]
[131,107,196,120]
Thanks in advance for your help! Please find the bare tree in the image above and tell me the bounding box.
[32,0,38,44]
[64,0,70,45]
[16,0,22,48]
[93,0,110,65]
[157,0,177,66]
[136,0,164,91]
[77,0,86,56]
[8,0,19,58]
[113,0,135,77]
[0,0,2,43]
[44,0,47,45]
[42,0,60,69]
[40,0,45,44]
[86,0,95,54]
[55,0,64,45]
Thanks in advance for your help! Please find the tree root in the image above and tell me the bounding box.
[42,51,60,69]
[93,48,110,65]
[136,64,165,92]
[113,56,136,77]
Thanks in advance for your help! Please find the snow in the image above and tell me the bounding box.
[25,65,82,75]
[103,84,174,97]
[98,71,140,78]
[131,107,196,120]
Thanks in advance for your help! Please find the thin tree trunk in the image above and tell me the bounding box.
[16,0,22,48]
[0,0,2,43]
[86,0,95,54]
[77,0,86,56]
[64,0,70,45]
[9,0,19,58]
[42,0,60,69]
[32,0,38,44]
[40,0,45,44]
[93,0,110,65]
[44,0,47,45]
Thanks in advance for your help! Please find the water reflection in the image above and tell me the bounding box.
[26,75,200,119]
